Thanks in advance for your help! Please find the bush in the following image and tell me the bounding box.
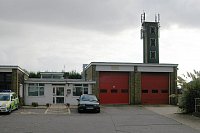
[32,102,38,107]
[178,70,200,113]
[46,103,51,107]
[179,88,200,113]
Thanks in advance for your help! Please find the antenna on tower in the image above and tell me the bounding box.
[141,11,145,23]
[155,14,157,22]
[140,11,146,39]
[157,13,160,37]
[158,13,160,22]
[155,13,160,23]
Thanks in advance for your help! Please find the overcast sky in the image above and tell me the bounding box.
[0,0,200,75]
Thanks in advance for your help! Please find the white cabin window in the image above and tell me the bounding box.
[28,83,44,96]
[73,84,89,96]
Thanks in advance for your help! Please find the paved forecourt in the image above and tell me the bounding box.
[0,105,199,133]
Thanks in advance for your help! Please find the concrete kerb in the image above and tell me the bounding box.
[21,105,47,109]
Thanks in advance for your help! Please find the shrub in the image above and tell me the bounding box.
[178,70,200,113]
[32,102,38,107]
[179,88,200,113]
[46,103,51,107]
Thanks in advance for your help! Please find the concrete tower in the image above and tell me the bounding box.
[141,13,160,64]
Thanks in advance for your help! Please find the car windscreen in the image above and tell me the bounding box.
[81,95,98,101]
[0,94,10,101]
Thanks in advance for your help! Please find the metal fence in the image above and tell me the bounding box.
[195,98,200,113]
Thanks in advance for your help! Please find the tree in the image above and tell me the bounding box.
[65,70,82,79]
[29,72,41,78]
[178,70,200,113]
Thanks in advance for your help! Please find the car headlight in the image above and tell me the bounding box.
[2,104,7,107]
[94,104,99,107]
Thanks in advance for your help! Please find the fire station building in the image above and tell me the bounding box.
[84,62,178,105]
[84,15,178,105]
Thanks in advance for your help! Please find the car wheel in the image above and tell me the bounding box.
[8,106,12,114]
[96,110,100,113]
[16,104,19,110]
[78,109,82,113]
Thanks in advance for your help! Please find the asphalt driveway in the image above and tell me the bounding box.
[0,106,199,133]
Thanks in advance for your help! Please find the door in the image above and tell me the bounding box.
[141,73,169,104]
[53,87,65,104]
[99,72,129,104]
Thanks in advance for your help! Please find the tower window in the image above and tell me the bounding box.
[150,51,156,59]
[150,38,156,47]
[150,26,156,34]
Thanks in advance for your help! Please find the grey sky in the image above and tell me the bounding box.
[0,0,200,74]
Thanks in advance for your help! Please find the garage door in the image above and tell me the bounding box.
[141,73,169,104]
[99,72,129,104]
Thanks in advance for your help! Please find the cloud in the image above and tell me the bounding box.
[0,0,137,33]
[1,0,200,33]
[0,0,200,74]
[0,20,141,72]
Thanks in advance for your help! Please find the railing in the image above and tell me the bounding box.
[195,98,200,113]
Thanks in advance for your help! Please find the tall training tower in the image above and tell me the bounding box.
[141,12,160,64]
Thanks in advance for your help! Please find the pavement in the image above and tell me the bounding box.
[1,104,200,133]
[145,105,200,132]
[20,104,200,132]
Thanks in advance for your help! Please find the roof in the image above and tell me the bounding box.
[0,65,29,76]
[85,62,178,69]
[0,92,15,94]
[25,78,96,84]
[84,62,178,73]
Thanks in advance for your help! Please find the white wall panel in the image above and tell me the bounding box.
[137,66,174,72]
[96,65,134,72]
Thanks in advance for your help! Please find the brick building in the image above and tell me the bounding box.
[84,14,178,105]
[0,66,29,104]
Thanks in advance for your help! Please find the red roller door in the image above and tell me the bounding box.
[141,73,169,104]
[99,72,129,104]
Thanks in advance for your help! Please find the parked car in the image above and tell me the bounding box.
[0,90,19,114]
[77,94,100,113]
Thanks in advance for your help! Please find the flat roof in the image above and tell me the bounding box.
[85,62,178,70]
[0,65,29,76]
[25,78,96,84]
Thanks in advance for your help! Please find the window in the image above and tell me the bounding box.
[152,90,158,93]
[0,73,12,90]
[73,87,82,96]
[111,89,118,93]
[150,51,156,59]
[56,87,64,96]
[150,26,156,34]
[83,84,88,94]
[161,90,168,93]
[100,89,107,93]
[73,84,89,96]
[83,88,88,94]
[150,38,156,47]
[121,89,128,93]
[83,84,88,87]
[142,90,148,93]
[28,83,44,96]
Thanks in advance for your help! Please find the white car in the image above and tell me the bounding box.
[0,91,19,113]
